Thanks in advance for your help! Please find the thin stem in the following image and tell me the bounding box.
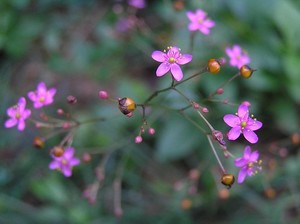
[179,111,207,134]
[196,110,214,131]
[207,135,226,174]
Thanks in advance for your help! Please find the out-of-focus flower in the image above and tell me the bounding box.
[186,9,215,35]
[49,147,80,177]
[152,46,192,81]
[223,103,262,144]
[234,146,262,183]
[5,97,31,131]
[28,82,56,108]
[225,45,250,69]
[128,0,145,8]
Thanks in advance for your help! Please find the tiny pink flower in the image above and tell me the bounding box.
[152,46,192,81]
[135,136,143,144]
[148,128,155,135]
[28,82,56,108]
[223,103,262,144]
[235,146,262,184]
[49,147,80,177]
[128,0,145,8]
[5,97,31,131]
[225,45,250,69]
[186,9,215,35]
[98,90,109,99]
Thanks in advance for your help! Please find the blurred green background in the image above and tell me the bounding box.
[1,0,300,223]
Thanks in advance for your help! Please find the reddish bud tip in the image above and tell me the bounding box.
[217,88,224,95]
[192,102,200,109]
[126,112,133,118]
[148,128,155,135]
[67,95,77,104]
[98,90,109,99]
[57,108,64,115]
[51,146,64,157]
[135,136,143,144]
[202,107,209,113]
[82,152,92,163]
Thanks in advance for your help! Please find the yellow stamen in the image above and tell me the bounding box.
[169,57,176,63]
[39,97,45,102]
[241,121,247,128]
[15,112,21,119]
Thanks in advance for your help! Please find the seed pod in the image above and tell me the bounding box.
[52,146,64,157]
[221,174,235,189]
[207,58,221,74]
[240,65,255,78]
[118,97,136,115]
[33,136,45,149]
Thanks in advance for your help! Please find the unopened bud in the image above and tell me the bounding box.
[148,128,155,135]
[212,130,226,146]
[57,108,64,115]
[33,136,45,149]
[202,107,209,113]
[221,174,235,189]
[192,102,200,109]
[135,136,143,144]
[51,146,64,157]
[98,90,109,99]
[82,152,92,163]
[216,88,224,95]
[67,95,77,104]
[118,97,136,115]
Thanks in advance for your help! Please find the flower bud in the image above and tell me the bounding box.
[207,58,221,74]
[51,146,64,157]
[192,102,200,109]
[148,128,155,135]
[221,174,235,189]
[98,90,109,99]
[67,95,77,104]
[118,97,136,115]
[181,198,192,210]
[202,107,209,113]
[240,65,255,79]
[216,88,224,95]
[33,136,45,149]
[82,152,92,163]
[135,136,143,144]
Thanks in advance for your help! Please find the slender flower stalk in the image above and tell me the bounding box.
[207,135,226,174]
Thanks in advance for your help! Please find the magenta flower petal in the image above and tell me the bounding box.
[49,160,60,169]
[247,118,263,131]
[234,158,247,167]
[238,104,249,118]
[156,62,170,77]
[250,150,259,162]
[28,82,56,108]
[170,64,183,81]
[64,147,75,159]
[225,45,250,69]
[70,158,80,166]
[151,51,166,62]
[243,130,258,144]
[227,127,241,140]
[5,119,18,128]
[243,146,252,158]
[223,114,240,127]
[37,82,47,94]
[237,167,248,183]
[7,107,16,117]
[18,120,26,131]
[187,9,215,35]
[177,54,193,65]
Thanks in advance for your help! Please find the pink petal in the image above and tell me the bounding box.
[238,104,249,118]
[37,82,47,94]
[48,88,56,97]
[188,23,199,31]
[17,120,26,131]
[234,157,247,167]
[152,51,166,62]
[247,118,263,131]
[195,9,206,18]
[33,102,43,109]
[186,11,196,21]
[225,47,234,58]
[27,91,37,101]
[227,127,241,140]
[18,97,26,111]
[243,146,252,160]
[156,62,170,77]
[237,167,248,184]
[177,54,192,65]
[170,64,183,81]
[199,27,210,35]
[243,130,258,144]
[64,147,75,159]
[49,160,60,170]
[232,45,242,55]
[203,20,215,28]
[70,158,80,166]
[62,166,72,177]
[7,107,16,117]
[5,118,18,128]
[223,114,240,127]
[250,150,259,162]
[23,109,31,119]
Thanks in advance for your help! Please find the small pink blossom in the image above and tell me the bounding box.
[152,46,192,81]
[49,147,80,177]
[135,136,143,144]
[28,82,56,108]
[186,9,215,35]
[234,146,262,183]
[225,45,250,69]
[5,97,31,131]
[128,0,145,8]
[148,128,155,135]
[223,103,262,144]
[98,90,109,99]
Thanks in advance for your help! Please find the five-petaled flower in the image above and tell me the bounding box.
[28,82,56,108]
[186,9,215,35]
[128,0,145,9]
[152,46,192,81]
[223,103,262,144]
[225,45,250,69]
[49,147,80,177]
[5,97,31,131]
[234,146,262,183]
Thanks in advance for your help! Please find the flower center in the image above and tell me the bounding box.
[241,121,247,128]
[168,57,176,63]
[61,159,67,165]
[15,112,21,119]
[39,97,45,102]
[198,18,204,24]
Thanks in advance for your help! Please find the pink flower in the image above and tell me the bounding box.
[49,147,80,177]
[225,45,250,69]
[223,103,262,144]
[128,0,145,8]
[234,146,262,183]
[28,82,56,108]
[152,46,192,81]
[186,9,215,35]
[4,97,31,131]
